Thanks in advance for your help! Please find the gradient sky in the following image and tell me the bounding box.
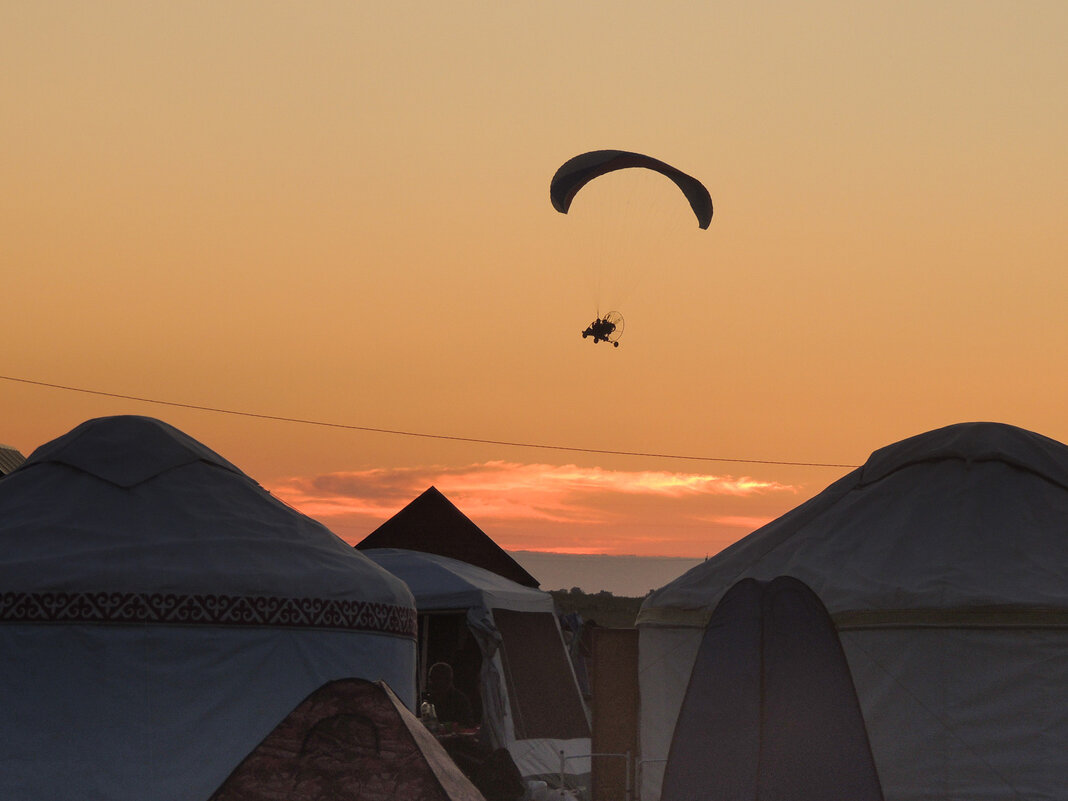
[3,3,1066,560]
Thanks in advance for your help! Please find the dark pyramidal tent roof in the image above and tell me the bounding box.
[357,486,539,588]
[0,443,25,476]
[210,679,486,801]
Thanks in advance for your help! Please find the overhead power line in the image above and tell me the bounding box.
[1,374,859,469]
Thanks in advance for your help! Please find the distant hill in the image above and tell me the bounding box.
[510,551,703,596]
[550,588,646,629]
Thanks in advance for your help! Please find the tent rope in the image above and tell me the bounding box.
[0,374,859,468]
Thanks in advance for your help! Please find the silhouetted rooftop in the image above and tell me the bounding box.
[356,486,539,588]
[0,444,26,476]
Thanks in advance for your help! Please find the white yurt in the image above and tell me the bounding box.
[637,422,1068,801]
[0,416,417,801]
[362,548,592,789]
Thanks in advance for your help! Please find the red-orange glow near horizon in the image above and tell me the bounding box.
[521,546,619,556]
[5,5,1064,562]
[696,515,779,530]
[267,461,800,557]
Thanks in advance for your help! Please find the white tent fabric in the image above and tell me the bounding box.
[365,548,555,614]
[0,416,418,801]
[636,422,1068,801]
[362,548,591,786]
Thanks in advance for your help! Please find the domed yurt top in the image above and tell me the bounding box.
[640,421,1068,627]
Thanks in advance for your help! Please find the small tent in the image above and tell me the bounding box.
[637,422,1068,801]
[361,548,591,791]
[661,576,883,801]
[0,416,417,801]
[210,678,486,801]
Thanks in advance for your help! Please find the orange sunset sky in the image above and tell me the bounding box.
[3,3,1066,560]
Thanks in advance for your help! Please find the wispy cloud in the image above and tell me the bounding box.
[694,514,779,530]
[267,461,801,557]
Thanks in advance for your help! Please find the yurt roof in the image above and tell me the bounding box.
[362,548,554,614]
[0,416,419,800]
[0,415,414,625]
[639,422,1068,627]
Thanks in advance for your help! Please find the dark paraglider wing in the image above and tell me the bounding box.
[550,150,713,229]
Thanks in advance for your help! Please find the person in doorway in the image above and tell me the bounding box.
[426,661,476,729]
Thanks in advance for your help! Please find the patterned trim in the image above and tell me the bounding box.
[0,591,417,637]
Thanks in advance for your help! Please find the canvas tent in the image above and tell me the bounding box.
[0,416,418,801]
[361,548,591,790]
[637,422,1068,801]
[210,678,486,801]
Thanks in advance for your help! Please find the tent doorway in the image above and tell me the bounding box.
[418,611,484,726]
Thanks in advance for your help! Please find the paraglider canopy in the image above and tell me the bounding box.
[550,150,713,229]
